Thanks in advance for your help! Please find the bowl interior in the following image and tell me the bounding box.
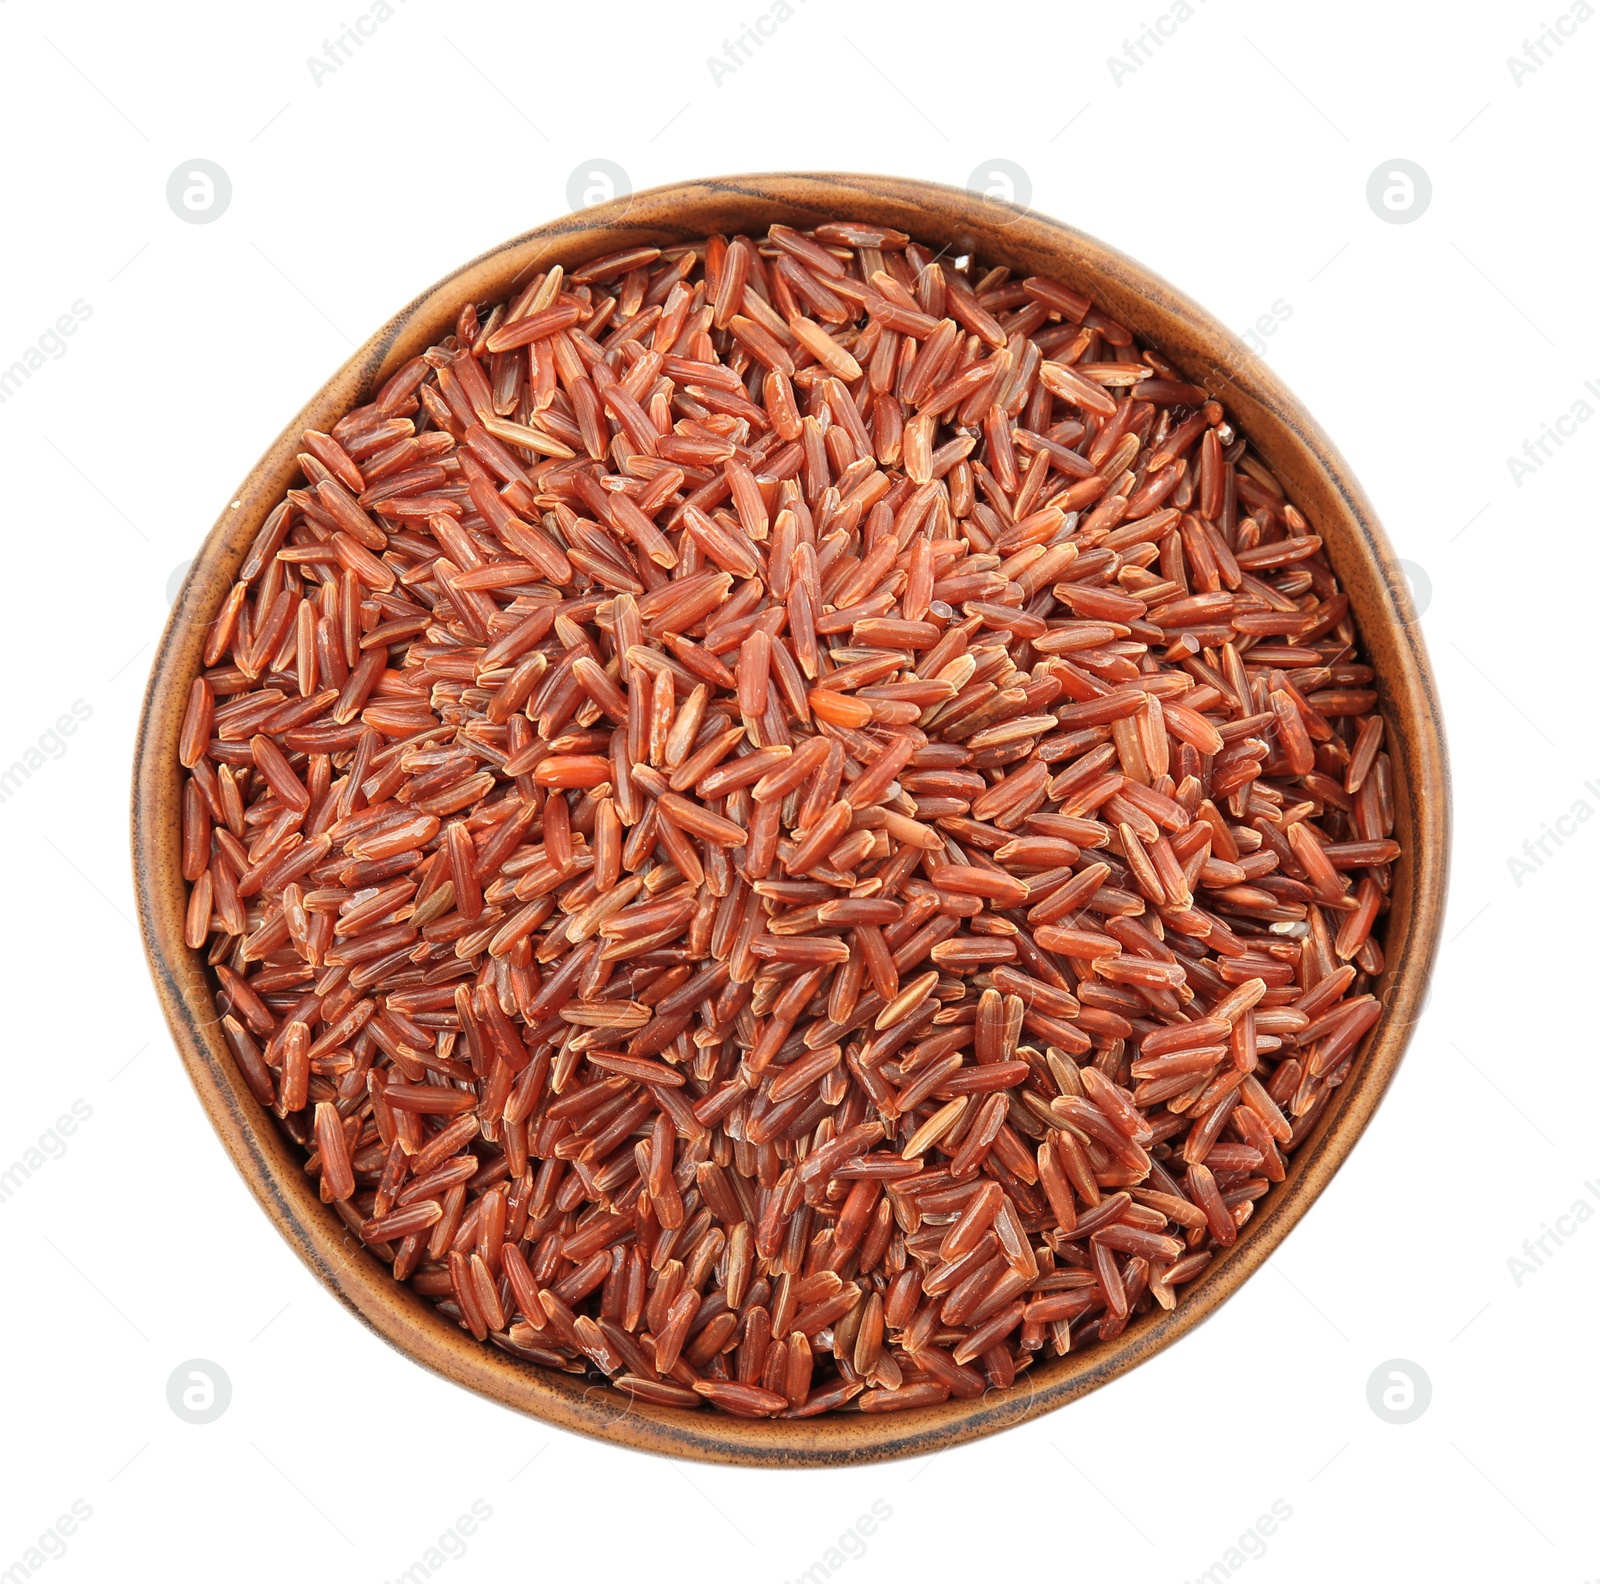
[133,173,1448,1466]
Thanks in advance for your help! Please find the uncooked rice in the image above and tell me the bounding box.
[177,218,1399,1419]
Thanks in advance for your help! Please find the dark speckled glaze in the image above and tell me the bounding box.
[132,174,1449,1467]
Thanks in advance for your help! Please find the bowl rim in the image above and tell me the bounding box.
[132,171,1450,1468]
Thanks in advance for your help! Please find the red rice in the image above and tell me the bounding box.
[177,218,1398,1419]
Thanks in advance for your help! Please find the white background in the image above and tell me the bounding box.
[0,0,1591,1578]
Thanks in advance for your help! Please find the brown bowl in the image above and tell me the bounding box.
[132,173,1449,1467]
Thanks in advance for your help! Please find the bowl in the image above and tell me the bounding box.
[133,172,1449,1466]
